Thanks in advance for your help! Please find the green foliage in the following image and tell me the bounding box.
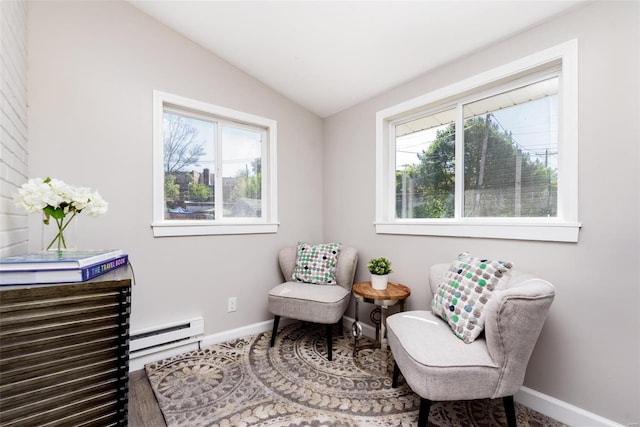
[367,257,393,275]
[164,174,180,206]
[398,115,557,218]
[188,181,212,202]
[229,158,262,203]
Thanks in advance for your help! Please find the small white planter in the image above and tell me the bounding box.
[371,274,389,290]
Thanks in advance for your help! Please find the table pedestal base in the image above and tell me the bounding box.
[351,281,410,358]
[352,301,396,355]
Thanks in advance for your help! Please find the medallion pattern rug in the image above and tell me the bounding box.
[145,322,566,427]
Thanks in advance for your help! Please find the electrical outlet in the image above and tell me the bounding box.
[227,297,237,312]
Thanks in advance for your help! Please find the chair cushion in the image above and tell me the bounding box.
[387,311,497,368]
[387,310,501,401]
[291,242,341,285]
[268,281,350,324]
[431,253,512,343]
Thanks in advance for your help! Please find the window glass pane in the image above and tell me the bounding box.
[221,125,262,218]
[462,77,558,217]
[163,112,215,220]
[395,108,456,218]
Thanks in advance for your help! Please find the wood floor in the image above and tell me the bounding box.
[128,370,167,426]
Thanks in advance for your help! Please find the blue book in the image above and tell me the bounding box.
[0,254,129,285]
[0,249,123,271]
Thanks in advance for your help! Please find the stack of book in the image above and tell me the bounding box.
[0,249,129,285]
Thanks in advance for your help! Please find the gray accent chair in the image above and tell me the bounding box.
[388,263,555,427]
[268,246,358,361]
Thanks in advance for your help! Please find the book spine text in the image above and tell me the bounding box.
[83,255,129,281]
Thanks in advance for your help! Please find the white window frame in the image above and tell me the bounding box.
[375,40,580,242]
[152,91,278,237]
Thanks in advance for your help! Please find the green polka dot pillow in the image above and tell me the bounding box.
[432,253,513,343]
[292,242,342,285]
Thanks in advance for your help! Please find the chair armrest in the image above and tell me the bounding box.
[484,278,555,397]
[335,246,358,289]
[278,247,297,280]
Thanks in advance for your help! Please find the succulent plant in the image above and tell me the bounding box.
[367,257,393,275]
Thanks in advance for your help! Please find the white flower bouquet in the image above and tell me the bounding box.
[14,177,108,251]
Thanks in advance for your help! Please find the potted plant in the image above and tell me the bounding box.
[368,257,393,290]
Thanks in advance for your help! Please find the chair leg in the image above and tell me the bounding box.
[337,317,344,335]
[503,395,517,427]
[326,323,333,361]
[418,397,431,427]
[392,362,400,388]
[270,315,280,347]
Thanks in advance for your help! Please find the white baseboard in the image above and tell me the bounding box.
[128,317,626,427]
[515,387,626,427]
[200,319,272,347]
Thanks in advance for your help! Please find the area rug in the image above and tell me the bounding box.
[145,322,566,427]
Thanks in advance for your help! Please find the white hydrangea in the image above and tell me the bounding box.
[13,177,53,213]
[14,177,108,217]
[84,191,109,216]
[14,177,108,250]
[69,186,92,211]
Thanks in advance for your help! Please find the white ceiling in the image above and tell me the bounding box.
[130,1,585,118]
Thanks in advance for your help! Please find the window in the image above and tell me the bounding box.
[152,91,278,236]
[376,40,580,242]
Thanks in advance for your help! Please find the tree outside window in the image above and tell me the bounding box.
[395,78,558,220]
[152,91,278,237]
[377,41,579,242]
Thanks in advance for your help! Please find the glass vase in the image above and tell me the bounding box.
[42,214,78,252]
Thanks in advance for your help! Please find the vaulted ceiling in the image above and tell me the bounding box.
[130,1,585,118]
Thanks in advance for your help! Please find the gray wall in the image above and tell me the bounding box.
[323,1,639,425]
[26,1,324,335]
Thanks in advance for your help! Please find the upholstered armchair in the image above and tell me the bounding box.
[388,260,555,427]
[268,244,358,361]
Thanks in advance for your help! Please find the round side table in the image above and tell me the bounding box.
[351,281,411,355]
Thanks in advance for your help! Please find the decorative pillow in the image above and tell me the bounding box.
[291,242,342,285]
[431,253,513,343]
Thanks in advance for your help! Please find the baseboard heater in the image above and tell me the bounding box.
[130,317,204,359]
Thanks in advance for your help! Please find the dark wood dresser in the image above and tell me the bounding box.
[0,268,131,426]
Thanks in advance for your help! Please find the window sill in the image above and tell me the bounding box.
[151,222,279,237]
[374,220,581,242]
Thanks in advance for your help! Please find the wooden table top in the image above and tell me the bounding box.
[352,281,411,301]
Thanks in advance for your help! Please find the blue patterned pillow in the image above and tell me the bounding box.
[292,242,341,285]
[432,253,513,343]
